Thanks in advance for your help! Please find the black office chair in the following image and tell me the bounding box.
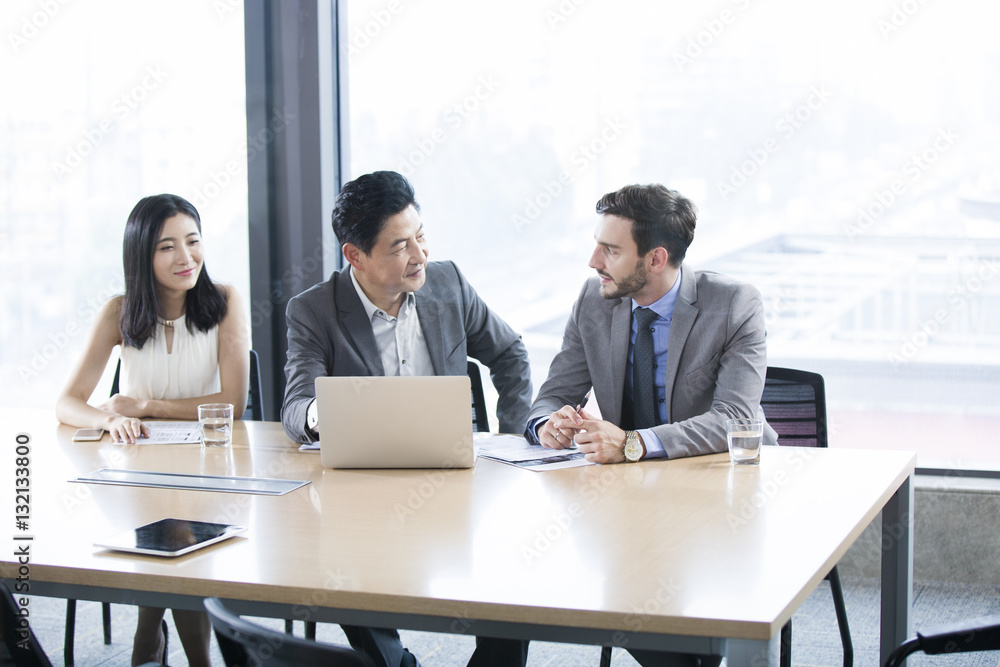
[883,614,1000,666]
[3,580,53,667]
[2,582,161,667]
[761,366,853,667]
[246,349,264,420]
[204,598,376,667]
[467,360,490,433]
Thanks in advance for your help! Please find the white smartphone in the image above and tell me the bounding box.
[72,428,105,442]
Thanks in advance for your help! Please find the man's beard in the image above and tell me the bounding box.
[598,260,647,299]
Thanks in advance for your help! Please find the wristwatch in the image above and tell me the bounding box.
[623,431,645,463]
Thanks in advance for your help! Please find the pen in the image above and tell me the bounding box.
[575,389,593,416]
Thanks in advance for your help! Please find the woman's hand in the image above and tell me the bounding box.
[105,415,150,444]
[99,394,148,418]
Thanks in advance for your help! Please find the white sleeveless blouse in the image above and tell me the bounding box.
[119,315,220,401]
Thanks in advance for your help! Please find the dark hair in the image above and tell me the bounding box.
[120,194,228,348]
[332,171,420,255]
[595,184,697,267]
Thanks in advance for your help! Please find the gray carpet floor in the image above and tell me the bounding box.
[13,577,1000,666]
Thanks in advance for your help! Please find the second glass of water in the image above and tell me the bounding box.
[727,418,763,465]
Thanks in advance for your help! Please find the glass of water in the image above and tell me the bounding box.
[198,403,234,448]
[727,418,763,465]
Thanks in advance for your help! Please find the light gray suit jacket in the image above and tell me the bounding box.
[528,265,776,459]
[281,260,532,443]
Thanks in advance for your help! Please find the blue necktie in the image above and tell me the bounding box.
[632,307,658,429]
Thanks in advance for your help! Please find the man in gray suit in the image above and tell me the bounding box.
[281,170,531,667]
[526,183,774,666]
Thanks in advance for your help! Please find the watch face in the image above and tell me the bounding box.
[624,435,643,462]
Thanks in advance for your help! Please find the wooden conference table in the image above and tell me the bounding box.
[1,409,915,665]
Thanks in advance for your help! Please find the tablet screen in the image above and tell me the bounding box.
[95,518,246,557]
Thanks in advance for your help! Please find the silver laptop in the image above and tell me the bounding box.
[314,375,476,469]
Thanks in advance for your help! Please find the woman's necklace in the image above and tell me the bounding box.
[158,312,182,327]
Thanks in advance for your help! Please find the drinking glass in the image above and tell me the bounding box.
[198,403,233,448]
[727,418,763,465]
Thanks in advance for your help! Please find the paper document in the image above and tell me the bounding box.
[475,433,593,471]
[136,421,202,445]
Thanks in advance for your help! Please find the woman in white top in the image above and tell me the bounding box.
[56,194,249,667]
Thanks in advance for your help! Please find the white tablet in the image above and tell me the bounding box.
[94,518,246,557]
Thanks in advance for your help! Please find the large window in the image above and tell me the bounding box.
[346,0,1000,469]
[0,1,248,406]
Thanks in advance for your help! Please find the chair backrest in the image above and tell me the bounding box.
[1,581,54,667]
[203,598,376,667]
[246,349,264,421]
[467,360,490,433]
[883,614,1000,667]
[760,366,828,448]
[110,350,264,421]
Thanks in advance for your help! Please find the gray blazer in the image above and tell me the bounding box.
[528,265,776,458]
[281,260,532,442]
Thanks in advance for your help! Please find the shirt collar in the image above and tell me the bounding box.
[631,268,682,321]
[349,265,415,322]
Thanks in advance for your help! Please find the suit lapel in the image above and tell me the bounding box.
[335,271,384,375]
[414,296,448,375]
[663,265,698,418]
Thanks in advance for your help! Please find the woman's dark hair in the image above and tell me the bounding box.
[595,184,697,267]
[120,194,227,348]
[332,171,420,254]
